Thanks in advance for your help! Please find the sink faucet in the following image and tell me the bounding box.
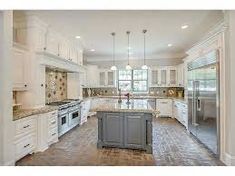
[125,92,131,104]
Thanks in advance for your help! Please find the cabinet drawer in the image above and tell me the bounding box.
[48,127,58,143]
[15,134,36,160]
[48,116,58,129]
[15,117,36,137]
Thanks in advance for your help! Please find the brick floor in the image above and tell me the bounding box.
[16,116,224,166]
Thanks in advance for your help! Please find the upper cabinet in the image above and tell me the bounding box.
[150,66,177,87]
[99,70,116,87]
[177,63,185,87]
[12,47,29,91]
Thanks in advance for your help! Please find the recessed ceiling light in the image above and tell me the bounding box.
[90,49,95,52]
[181,24,189,29]
[128,47,132,50]
[129,52,133,55]
[75,36,81,39]
[167,44,173,47]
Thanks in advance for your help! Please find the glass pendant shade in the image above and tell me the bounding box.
[126,64,132,70]
[111,65,117,70]
[141,64,148,70]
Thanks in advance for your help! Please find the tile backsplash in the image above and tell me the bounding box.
[83,88,117,97]
[149,87,184,97]
[46,69,67,103]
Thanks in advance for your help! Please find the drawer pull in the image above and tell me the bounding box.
[161,102,168,104]
[52,133,56,136]
[23,125,30,129]
[24,144,30,148]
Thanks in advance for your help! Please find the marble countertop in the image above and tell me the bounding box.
[13,106,58,121]
[92,99,159,115]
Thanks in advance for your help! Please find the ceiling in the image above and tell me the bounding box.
[25,10,224,62]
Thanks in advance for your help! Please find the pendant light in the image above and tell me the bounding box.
[110,32,117,71]
[141,29,148,70]
[126,31,132,70]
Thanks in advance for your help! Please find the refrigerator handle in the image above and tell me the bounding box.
[197,99,201,111]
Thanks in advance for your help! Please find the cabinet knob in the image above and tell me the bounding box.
[24,84,27,87]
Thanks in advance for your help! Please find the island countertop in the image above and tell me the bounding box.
[93,99,159,115]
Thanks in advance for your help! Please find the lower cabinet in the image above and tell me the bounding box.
[124,114,146,149]
[37,110,58,152]
[102,113,123,147]
[14,110,58,162]
[80,99,91,125]
[14,115,37,161]
[156,99,173,117]
[173,100,188,128]
[97,112,152,153]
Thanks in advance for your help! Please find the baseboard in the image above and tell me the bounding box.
[3,160,15,166]
[224,153,235,166]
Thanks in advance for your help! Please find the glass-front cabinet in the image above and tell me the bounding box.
[150,66,178,87]
[99,69,116,87]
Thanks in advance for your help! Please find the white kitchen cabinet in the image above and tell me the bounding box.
[14,111,59,161]
[173,100,188,128]
[86,65,99,87]
[167,67,177,87]
[177,63,185,87]
[46,30,60,56]
[150,70,159,86]
[14,115,37,161]
[80,99,91,125]
[156,99,173,117]
[36,110,58,152]
[99,71,106,86]
[12,47,29,91]
[99,69,116,87]
[150,67,178,87]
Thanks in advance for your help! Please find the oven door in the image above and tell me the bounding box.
[69,110,80,128]
[58,113,69,137]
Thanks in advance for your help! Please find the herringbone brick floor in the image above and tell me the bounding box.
[16,116,224,166]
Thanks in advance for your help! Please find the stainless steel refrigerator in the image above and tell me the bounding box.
[187,50,220,155]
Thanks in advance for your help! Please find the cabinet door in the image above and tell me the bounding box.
[169,68,177,86]
[46,31,59,56]
[60,38,69,60]
[151,70,159,85]
[160,69,167,86]
[99,72,106,86]
[103,113,123,146]
[124,114,145,149]
[12,49,28,90]
[107,71,114,86]
[156,99,172,117]
[177,64,185,87]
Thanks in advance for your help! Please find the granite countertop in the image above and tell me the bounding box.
[13,106,58,121]
[83,95,187,104]
[92,99,159,115]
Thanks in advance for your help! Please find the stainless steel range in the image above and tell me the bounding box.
[47,99,82,137]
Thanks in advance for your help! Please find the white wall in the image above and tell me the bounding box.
[0,11,15,165]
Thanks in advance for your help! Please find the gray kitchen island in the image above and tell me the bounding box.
[94,99,158,154]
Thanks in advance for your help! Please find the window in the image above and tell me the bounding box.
[118,69,148,92]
